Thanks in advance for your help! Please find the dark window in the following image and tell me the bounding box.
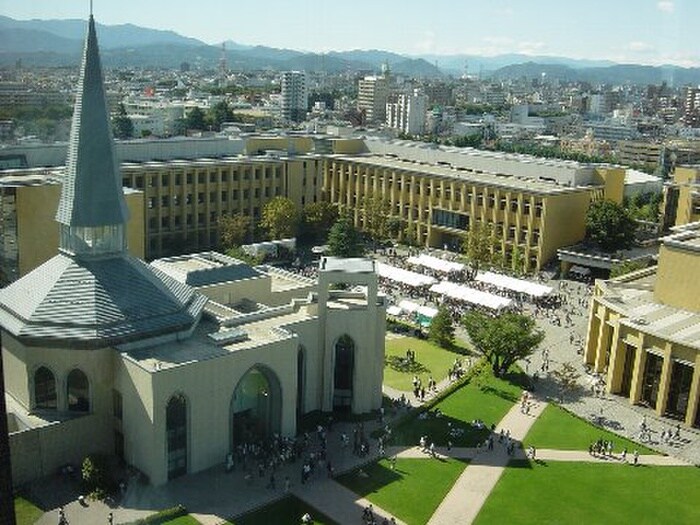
[34,366,57,409]
[67,369,89,412]
[166,395,188,479]
[112,389,123,420]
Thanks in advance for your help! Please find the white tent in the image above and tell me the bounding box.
[430,281,512,311]
[386,305,403,317]
[475,271,553,298]
[397,300,439,319]
[376,262,437,287]
[407,254,465,274]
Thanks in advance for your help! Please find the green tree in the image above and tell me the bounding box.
[301,201,338,242]
[551,362,581,402]
[363,196,391,242]
[462,221,496,278]
[326,215,364,257]
[429,307,454,349]
[112,103,134,140]
[585,200,637,252]
[462,311,544,377]
[185,106,207,131]
[261,196,299,239]
[609,259,649,279]
[207,100,234,131]
[219,213,252,249]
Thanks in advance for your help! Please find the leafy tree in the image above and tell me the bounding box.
[362,196,391,242]
[219,213,252,249]
[112,103,134,139]
[185,106,207,131]
[429,307,454,349]
[326,215,364,258]
[551,362,581,402]
[585,200,636,252]
[462,221,496,278]
[462,311,544,377]
[301,201,338,242]
[207,101,234,131]
[261,196,299,239]
[609,259,649,279]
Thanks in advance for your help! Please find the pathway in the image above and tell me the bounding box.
[427,398,548,525]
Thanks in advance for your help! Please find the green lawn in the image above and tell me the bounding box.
[226,497,337,525]
[163,516,201,525]
[14,496,43,525]
[338,458,467,525]
[524,404,657,454]
[475,460,700,525]
[384,336,469,391]
[389,369,523,447]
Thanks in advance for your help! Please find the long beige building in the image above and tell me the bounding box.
[585,221,700,428]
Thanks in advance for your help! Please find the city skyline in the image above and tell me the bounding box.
[3,0,699,67]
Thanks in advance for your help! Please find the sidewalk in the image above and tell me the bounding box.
[531,448,691,466]
[426,399,548,525]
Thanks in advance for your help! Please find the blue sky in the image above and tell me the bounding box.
[3,0,699,66]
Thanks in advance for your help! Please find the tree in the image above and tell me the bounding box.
[207,101,234,131]
[609,259,649,279]
[362,196,391,242]
[261,196,299,239]
[462,221,496,278]
[219,213,252,249]
[112,103,133,139]
[185,106,207,131]
[301,201,338,242]
[551,362,581,402]
[429,307,454,349]
[326,215,364,258]
[462,311,544,377]
[585,200,636,252]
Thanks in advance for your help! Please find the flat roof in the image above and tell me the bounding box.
[320,257,375,273]
[329,154,588,195]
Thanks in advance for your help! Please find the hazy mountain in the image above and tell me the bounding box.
[0,27,80,54]
[418,53,617,75]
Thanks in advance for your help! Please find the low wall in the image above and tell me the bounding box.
[10,413,112,485]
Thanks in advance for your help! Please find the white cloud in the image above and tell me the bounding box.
[657,1,674,13]
[517,41,546,55]
[414,30,436,54]
[627,41,654,52]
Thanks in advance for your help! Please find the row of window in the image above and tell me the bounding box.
[34,366,90,412]
[147,187,283,210]
[123,168,283,189]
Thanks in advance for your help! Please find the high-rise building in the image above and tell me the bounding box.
[386,91,428,136]
[280,71,308,123]
[358,75,389,125]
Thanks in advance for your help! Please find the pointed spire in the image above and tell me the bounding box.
[56,14,128,228]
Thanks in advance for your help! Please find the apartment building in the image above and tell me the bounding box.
[386,91,428,136]
[280,71,308,123]
[358,75,389,125]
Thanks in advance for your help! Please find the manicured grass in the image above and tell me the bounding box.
[338,458,467,525]
[384,336,470,391]
[163,516,201,525]
[389,368,523,447]
[14,496,43,525]
[227,496,337,525]
[524,404,657,454]
[475,460,700,525]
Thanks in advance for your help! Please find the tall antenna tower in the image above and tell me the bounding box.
[219,42,227,86]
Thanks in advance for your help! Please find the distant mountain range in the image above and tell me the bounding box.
[2,15,700,85]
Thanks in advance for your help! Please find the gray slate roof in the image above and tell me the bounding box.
[0,253,207,348]
[55,15,128,228]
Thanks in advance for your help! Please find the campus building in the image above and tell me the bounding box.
[0,16,385,487]
[584,221,700,428]
[323,138,626,273]
[663,166,700,228]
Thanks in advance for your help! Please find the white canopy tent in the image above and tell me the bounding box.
[386,305,403,317]
[430,281,513,311]
[407,254,466,274]
[475,271,553,298]
[376,262,437,287]
[397,300,439,319]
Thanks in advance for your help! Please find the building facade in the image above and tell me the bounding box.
[358,76,389,125]
[386,91,428,136]
[280,71,308,123]
[584,222,700,428]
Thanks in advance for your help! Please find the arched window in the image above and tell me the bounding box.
[297,346,305,419]
[166,394,187,480]
[67,369,90,412]
[34,366,57,409]
[231,366,282,448]
[333,335,355,411]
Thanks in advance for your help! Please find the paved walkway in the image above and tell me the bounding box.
[530,448,690,466]
[293,478,407,525]
[426,398,548,525]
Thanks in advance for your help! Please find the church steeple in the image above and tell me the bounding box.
[56,14,129,256]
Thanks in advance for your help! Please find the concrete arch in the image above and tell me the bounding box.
[230,364,283,449]
[66,368,90,412]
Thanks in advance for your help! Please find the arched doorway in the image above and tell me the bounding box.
[34,366,57,410]
[297,346,305,421]
[231,366,282,448]
[67,369,90,412]
[333,335,355,412]
[166,394,188,480]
